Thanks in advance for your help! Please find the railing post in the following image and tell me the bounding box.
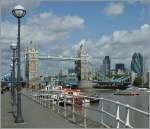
[52,95,55,111]
[64,95,67,118]
[116,101,120,128]
[72,96,75,122]
[57,94,60,113]
[47,92,51,108]
[39,90,40,104]
[40,91,42,105]
[83,97,87,128]
[31,89,34,100]
[125,104,131,128]
[100,98,104,125]
[41,91,43,106]
[36,91,38,102]
[34,90,36,101]
[37,90,39,103]
[39,91,41,104]
[42,91,44,106]
[44,94,46,107]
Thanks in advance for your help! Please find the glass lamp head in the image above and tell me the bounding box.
[10,43,17,50]
[12,5,26,18]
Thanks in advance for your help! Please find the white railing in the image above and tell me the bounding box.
[23,89,150,128]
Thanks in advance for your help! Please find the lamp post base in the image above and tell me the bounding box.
[15,117,24,123]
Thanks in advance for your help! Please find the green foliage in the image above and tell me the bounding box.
[133,76,143,87]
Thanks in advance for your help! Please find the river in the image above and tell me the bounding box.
[83,89,149,128]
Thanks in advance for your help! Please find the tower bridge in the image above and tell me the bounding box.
[23,41,130,89]
[25,41,90,89]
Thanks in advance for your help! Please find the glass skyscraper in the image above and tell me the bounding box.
[115,63,125,72]
[102,56,111,77]
[131,53,143,76]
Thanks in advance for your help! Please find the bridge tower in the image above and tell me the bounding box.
[75,40,92,89]
[25,41,39,90]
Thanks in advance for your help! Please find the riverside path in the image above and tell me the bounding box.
[1,91,78,128]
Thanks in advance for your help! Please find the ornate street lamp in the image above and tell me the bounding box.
[10,43,17,117]
[12,5,26,123]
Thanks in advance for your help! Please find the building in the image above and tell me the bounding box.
[67,68,78,82]
[68,68,75,74]
[115,63,125,74]
[25,41,39,89]
[131,53,143,76]
[75,41,89,81]
[102,56,111,78]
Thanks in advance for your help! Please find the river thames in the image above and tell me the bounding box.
[84,89,149,128]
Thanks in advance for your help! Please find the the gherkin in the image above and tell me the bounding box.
[131,53,143,76]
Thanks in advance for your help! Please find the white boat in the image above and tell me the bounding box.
[82,97,90,103]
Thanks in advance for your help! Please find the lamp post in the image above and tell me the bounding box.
[10,63,13,100]
[10,43,17,116]
[12,5,26,123]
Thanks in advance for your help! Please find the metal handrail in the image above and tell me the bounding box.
[23,89,149,128]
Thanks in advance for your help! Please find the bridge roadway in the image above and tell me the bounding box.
[1,91,78,128]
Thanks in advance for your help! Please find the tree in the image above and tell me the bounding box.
[133,76,142,87]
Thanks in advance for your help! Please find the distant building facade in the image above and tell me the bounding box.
[102,56,111,77]
[115,63,125,74]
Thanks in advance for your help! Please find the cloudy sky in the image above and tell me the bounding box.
[0,0,149,76]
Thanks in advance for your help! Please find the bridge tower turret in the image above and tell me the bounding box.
[79,40,89,80]
[25,41,39,90]
[75,40,92,89]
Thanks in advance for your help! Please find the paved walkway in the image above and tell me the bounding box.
[1,91,78,128]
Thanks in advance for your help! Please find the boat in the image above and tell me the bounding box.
[114,88,139,96]
[114,91,139,96]
[82,97,90,103]
[89,94,100,103]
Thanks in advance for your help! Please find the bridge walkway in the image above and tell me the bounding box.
[1,91,78,128]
